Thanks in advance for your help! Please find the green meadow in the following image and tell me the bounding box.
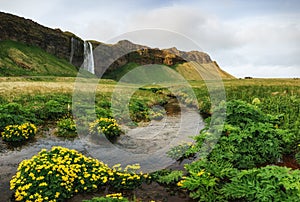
[1,75,300,201]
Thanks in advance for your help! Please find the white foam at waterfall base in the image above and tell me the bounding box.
[83,41,95,74]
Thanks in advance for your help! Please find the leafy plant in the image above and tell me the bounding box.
[167,143,193,160]
[178,100,297,201]
[0,103,36,131]
[1,122,37,142]
[129,100,149,122]
[189,100,290,169]
[43,100,68,120]
[222,166,300,201]
[56,117,77,137]
[89,117,122,140]
[181,159,236,201]
[156,170,183,185]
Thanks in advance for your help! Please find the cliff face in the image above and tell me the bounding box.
[0,12,84,67]
[0,12,234,79]
[92,40,213,77]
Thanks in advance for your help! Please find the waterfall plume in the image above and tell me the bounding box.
[83,41,95,74]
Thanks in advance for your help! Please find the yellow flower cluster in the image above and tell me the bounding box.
[106,193,123,199]
[1,122,37,142]
[89,117,122,139]
[10,146,149,201]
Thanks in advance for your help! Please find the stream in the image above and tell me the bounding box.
[0,107,203,202]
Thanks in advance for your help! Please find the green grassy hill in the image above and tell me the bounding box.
[103,61,235,82]
[0,40,79,76]
[174,62,235,80]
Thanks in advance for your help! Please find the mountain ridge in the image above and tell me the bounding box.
[0,11,235,79]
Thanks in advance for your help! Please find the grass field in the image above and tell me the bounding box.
[1,77,300,201]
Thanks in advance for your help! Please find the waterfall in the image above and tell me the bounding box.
[83,41,95,74]
[69,37,75,63]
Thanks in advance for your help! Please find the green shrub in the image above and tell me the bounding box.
[208,122,285,169]
[10,147,149,201]
[0,103,36,131]
[222,166,300,201]
[152,170,183,186]
[56,117,77,138]
[129,100,149,122]
[89,118,122,140]
[167,143,192,160]
[1,122,37,142]
[188,100,290,169]
[44,100,68,120]
[181,159,236,201]
[95,107,112,119]
[178,100,296,201]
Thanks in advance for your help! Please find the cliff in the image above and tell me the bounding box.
[0,11,235,79]
[0,12,84,67]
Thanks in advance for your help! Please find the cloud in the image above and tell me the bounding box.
[126,5,241,52]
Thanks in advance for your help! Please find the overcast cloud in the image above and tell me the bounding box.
[1,0,299,78]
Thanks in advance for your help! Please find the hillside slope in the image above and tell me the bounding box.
[0,40,78,76]
[103,61,235,81]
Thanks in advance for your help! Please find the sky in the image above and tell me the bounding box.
[1,0,300,78]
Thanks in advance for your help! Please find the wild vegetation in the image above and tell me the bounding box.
[0,77,299,201]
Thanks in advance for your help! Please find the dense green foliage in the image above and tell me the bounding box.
[222,166,300,201]
[182,159,236,201]
[176,99,300,201]
[56,117,77,138]
[0,94,72,131]
[154,170,183,185]
[0,103,37,131]
[199,100,289,169]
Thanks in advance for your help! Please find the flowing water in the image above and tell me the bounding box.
[0,106,203,201]
[83,41,95,74]
[69,37,75,64]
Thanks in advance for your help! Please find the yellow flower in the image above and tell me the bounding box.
[55,192,60,198]
[177,180,185,187]
[106,193,123,199]
[39,182,48,187]
[197,169,205,177]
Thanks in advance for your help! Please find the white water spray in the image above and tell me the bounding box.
[69,37,75,63]
[83,41,95,74]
